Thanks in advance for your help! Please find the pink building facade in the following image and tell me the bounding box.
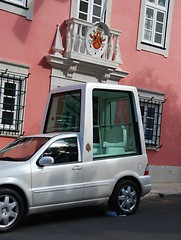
[0,0,180,183]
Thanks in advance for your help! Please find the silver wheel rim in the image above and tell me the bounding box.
[0,195,19,229]
[118,185,137,213]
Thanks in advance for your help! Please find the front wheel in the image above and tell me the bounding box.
[109,180,140,215]
[0,188,25,233]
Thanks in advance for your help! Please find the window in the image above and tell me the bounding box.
[137,0,174,57]
[70,0,112,25]
[0,60,29,137]
[43,137,79,164]
[92,89,141,158]
[143,0,168,46]
[0,0,34,20]
[44,90,81,133]
[78,0,105,23]
[138,89,165,150]
[0,73,27,136]
[3,0,27,7]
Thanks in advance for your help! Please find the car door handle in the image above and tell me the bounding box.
[72,165,82,170]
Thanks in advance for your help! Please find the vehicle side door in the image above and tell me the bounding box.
[31,136,83,207]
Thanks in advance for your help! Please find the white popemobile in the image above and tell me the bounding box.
[0,83,151,232]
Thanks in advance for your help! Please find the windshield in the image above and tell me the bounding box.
[0,137,50,162]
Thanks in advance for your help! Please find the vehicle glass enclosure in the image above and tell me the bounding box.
[92,89,141,157]
[0,137,49,161]
[43,85,141,158]
[44,90,81,133]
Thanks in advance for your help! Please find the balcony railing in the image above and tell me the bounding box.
[47,18,128,84]
[64,18,122,66]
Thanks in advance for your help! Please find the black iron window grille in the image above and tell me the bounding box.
[0,69,28,136]
[139,96,165,150]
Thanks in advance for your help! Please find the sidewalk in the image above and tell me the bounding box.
[145,183,181,198]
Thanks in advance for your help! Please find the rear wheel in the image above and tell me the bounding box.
[109,180,140,215]
[0,188,25,233]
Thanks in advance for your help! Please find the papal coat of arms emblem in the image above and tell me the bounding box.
[86,22,109,57]
[89,26,106,50]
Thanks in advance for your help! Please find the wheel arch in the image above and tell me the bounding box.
[112,176,142,196]
[0,184,28,214]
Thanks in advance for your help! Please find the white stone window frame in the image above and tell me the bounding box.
[0,60,29,137]
[0,0,34,20]
[70,0,112,25]
[137,0,174,57]
[138,88,165,150]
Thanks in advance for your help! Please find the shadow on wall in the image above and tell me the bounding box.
[12,0,47,43]
[12,0,69,43]
[128,67,181,166]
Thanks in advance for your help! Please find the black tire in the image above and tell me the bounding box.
[0,188,25,233]
[109,179,140,215]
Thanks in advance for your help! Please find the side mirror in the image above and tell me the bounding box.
[38,156,54,167]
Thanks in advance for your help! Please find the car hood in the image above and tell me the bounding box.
[0,160,22,168]
[0,160,30,177]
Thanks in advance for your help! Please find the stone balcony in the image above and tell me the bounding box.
[46,18,129,87]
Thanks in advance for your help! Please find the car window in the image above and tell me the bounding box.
[43,137,79,164]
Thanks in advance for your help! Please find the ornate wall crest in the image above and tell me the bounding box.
[86,22,110,58]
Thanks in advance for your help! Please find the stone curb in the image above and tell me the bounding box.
[143,191,181,199]
[142,183,181,199]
